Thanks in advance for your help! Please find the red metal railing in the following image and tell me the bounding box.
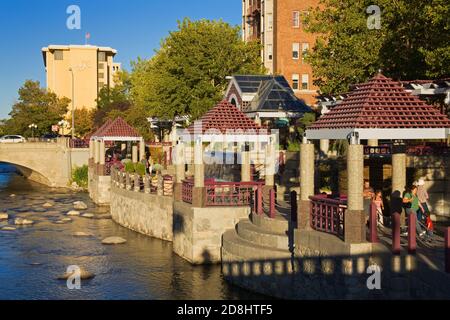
[182,179,194,204]
[69,138,89,149]
[310,196,347,240]
[204,181,263,207]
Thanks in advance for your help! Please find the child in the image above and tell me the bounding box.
[373,190,384,226]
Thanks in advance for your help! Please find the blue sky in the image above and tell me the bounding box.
[0,0,241,118]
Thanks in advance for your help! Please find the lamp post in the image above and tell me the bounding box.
[69,67,75,139]
[28,123,37,139]
[58,120,68,136]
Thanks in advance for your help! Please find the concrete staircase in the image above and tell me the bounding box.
[222,213,293,263]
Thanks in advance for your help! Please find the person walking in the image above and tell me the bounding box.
[403,185,427,238]
[416,179,430,222]
[373,190,384,226]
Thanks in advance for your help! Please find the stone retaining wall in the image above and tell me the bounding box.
[173,201,250,264]
[88,167,111,205]
[110,185,173,241]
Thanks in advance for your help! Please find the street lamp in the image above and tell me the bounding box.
[28,123,37,139]
[69,67,75,139]
[58,120,68,136]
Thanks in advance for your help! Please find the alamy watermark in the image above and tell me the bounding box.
[366,264,381,290]
[366,5,381,30]
[66,5,81,30]
[66,265,81,290]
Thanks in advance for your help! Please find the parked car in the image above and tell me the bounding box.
[0,135,26,143]
[40,133,59,142]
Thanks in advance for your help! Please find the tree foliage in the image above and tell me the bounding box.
[305,0,450,95]
[130,18,265,120]
[68,108,95,138]
[3,80,69,137]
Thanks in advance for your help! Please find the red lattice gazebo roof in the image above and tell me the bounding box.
[183,100,271,142]
[306,74,450,140]
[91,117,142,141]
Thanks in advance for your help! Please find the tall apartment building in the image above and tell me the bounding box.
[41,45,121,111]
[242,0,319,106]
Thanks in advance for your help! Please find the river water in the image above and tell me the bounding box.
[0,163,262,300]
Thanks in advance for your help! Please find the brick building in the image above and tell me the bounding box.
[242,0,320,106]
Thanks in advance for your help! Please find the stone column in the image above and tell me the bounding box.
[89,140,94,159]
[174,142,186,201]
[298,142,314,230]
[139,139,146,161]
[265,139,275,187]
[345,143,366,243]
[121,143,126,152]
[94,140,99,164]
[368,139,379,147]
[241,143,251,182]
[392,143,407,226]
[319,139,330,157]
[99,140,105,175]
[193,138,205,207]
[132,145,138,163]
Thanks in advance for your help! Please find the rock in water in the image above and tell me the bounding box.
[102,237,127,245]
[10,194,16,198]
[1,226,16,231]
[73,201,88,210]
[73,232,94,237]
[43,202,53,208]
[67,210,81,216]
[0,213,8,220]
[81,213,94,219]
[14,218,34,225]
[57,267,95,280]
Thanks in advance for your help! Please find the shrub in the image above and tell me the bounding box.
[72,165,88,188]
[134,162,146,176]
[287,139,301,152]
[124,161,135,173]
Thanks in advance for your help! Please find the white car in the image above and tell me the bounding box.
[0,135,26,143]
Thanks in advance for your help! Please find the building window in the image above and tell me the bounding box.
[98,63,104,70]
[292,74,299,90]
[302,74,309,90]
[54,50,64,61]
[292,43,300,60]
[98,73,104,79]
[302,43,310,63]
[267,13,273,31]
[98,52,106,62]
[267,44,273,61]
[293,11,300,28]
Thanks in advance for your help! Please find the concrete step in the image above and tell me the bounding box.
[251,213,290,235]
[237,220,289,251]
[222,230,292,261]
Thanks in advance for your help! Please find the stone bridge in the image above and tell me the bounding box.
[0,138,89,188]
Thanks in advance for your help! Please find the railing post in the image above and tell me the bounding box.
[445,227,450,273]
[269,188,276,219]
[392,212,401,255]
[408,212,417,254]
[134,174,140,192]
[125,172,131,191]
[369,202,379,243]
[257,184,263,215]
[144,175,151,194]
[290,191,297,223]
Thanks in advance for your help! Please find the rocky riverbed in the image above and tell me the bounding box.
[0,163,262,300]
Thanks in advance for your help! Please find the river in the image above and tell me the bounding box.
[0,163,262,300]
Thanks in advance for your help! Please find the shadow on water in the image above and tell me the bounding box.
[0,163,266,300]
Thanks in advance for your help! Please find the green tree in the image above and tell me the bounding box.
[3,80,69,137]
[305,0,450,95]
[68,108,95,138]
[130,18,265,120]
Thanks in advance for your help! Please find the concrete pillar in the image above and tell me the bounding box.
[392,144,407,226]
[368,139,378,147]
[345,143,366,243]
[139,139,146,161]
[132,145,138,163]
[94,140,100,164]
[265,140,275,186]
[298,142,314,230]
[319,139,329,156]
[193,138,205,207]
[174,142,186,201]
[89,140,94,159]
[99,140,105,165]
[121,143,126,152]
[241,143,251,182]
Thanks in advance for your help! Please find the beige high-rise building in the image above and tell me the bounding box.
[242,0,320,106]
[41,45,121,112]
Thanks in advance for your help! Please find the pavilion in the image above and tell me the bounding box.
[174,100,277,208]
[89,117,145,176]
[299,74,450,243]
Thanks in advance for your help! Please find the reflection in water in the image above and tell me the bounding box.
[0,163,263,300]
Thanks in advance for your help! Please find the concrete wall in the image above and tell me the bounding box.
[88,167,111,205]
[70,148,89,169]
[110,185,173,241]
[173,201,250,264]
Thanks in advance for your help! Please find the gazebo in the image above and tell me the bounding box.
[174,100,277,208]
[89,117,145,176]
[299,74,450,243]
